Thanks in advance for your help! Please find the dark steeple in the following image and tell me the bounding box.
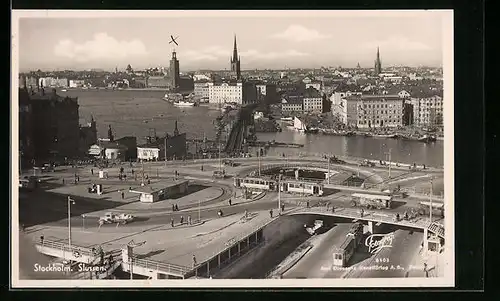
[230,34,241,80]
[232,35,238,61]
[107,125,114,142]
[374,47,382,75]
[173,120,179,136]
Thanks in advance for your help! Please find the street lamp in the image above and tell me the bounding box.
[67,196,75,257]
[81,214,86,230]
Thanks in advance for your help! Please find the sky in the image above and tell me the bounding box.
[14,10,449,72]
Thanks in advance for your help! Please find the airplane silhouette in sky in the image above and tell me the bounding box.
[169,35,179,46]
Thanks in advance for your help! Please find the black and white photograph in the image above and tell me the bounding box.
[11,10,454,288]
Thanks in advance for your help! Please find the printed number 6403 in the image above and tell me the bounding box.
[376,258,390,263]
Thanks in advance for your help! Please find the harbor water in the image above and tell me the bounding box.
[62,89,444,167]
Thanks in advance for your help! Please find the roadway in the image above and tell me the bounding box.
[282,223,353,279]
[21,188,283,229]
[341,229,424,278]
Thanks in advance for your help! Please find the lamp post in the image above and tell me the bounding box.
[81,214,86,230]
[67,196,75,258]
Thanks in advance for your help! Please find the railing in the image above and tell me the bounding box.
[36,239,98,261]
[289,206,438,230]
[130,256,192,277]
[204,215,274,265]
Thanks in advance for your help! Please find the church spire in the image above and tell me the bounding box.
[232,34,238,62]
[173,120,179,136]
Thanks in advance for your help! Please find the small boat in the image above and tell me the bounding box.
[418,135,437,143]
[373,134,398,139]
[173,101,196,107]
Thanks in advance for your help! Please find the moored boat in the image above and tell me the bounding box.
[173,101,197,107]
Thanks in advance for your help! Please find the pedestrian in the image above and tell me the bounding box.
[121,192,125,199]
[77,175,80,182]
[172,204,175,212]
[62,178,65,185]
[188,215,192,225]
[175,204,179,211]
[131,169,134,175]
[171,218,175,227]
[201,165,204,171]
[269,209,273,218]
[192,255,197,267]
[228,199,232,206]
[40,235,44,245]
[423,263,429,278]
[147,179,151,185]
[244,209,248,219]
[180,216,184,225]
[91,168,94,175]
[281,203,285,212]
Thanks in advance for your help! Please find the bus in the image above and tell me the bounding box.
[418,201,445,218]
[350,193,393,210]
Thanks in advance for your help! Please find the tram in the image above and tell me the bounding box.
[332,222,364,267]
[233,176,323,196]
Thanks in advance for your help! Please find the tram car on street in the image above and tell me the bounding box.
[332,222,364,267]
[350,193,393,210]
[280,179,324,196]
[233,177,323,196]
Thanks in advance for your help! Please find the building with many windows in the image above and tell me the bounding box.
[342,94,404,128]
[208,81,243,104]
[303,87,323,113]
[194,80,210,101]
[410,94,444,128]
[281,95,303,113]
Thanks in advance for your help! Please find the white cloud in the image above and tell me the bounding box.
[53,33,148,63]
[363,36,432,51]
[183,46,228,61]
[271,25,331,42]
[241,49,309,60]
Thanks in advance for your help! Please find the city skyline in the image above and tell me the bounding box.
[15,10,446,72]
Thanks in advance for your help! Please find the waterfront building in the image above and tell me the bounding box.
[303,87,323,113]
[146,76,169,88]
[410,93,444,128]
[194,80,210,101]
[208,81,243,104]
[137,121,187,161]
[374,47,382,75]
[79,116,98,156]
[21,85,80,161]
[69,79,85,88]
[281,94,303,113]
[39,77,68,88]
[342,94,404,128]
[230,35,241,81]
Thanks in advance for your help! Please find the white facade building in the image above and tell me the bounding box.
[208,82,243,104]
[343,95,404,128]
[69,80,85,88]
[137,147,160,161]
[194,82,210,100]
[411,95,444,127]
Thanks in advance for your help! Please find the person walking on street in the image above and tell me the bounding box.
[91,168,94,175]
[228,199,232,206]
[62,178,65,185]
[180,216,184,225]
[171,218,175,227]
[188,215,192,225]
[175,204,179,211]
[269,209,273,218]
[121,192,125,199]
[40,235,44,245]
